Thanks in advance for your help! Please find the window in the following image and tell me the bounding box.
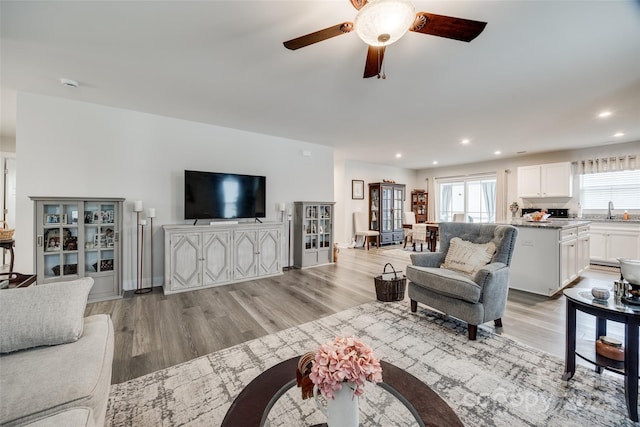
[438,175,497,223]
[580,170,640,210]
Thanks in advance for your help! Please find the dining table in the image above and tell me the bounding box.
[410,223,439,252]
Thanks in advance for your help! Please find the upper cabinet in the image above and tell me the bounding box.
[517,162,572,198]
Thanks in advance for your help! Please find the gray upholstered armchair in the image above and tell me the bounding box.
[406,222,518,340]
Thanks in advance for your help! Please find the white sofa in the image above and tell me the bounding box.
[0,278,114,426]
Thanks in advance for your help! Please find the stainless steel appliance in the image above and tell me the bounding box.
[547,208,569,218]
[521,208,540,217]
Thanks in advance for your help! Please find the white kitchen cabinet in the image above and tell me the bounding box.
[510,222,589,296]
[560,229,578,287]
[517,162,572,198]
[589,222,640,265]
[577,226,591,273]
[164,222,281,295]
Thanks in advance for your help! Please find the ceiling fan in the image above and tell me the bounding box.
[283,0,487,78]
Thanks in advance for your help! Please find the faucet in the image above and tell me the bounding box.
[607,201,614,219]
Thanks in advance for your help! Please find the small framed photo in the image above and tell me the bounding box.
[352,180,364,200]
[45,229,60,251]
[45,214,61,224]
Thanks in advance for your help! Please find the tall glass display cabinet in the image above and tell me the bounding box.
[31,197,124,302]
[411,190,428,223]
[293,201,335,268]
[368,183,405,245]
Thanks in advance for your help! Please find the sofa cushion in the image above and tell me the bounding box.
[441,237,496,276]
[0,277,93,354]
[0,314,113,427]
[407,265,481,304]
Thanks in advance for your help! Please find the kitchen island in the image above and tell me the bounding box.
[508,220,591,296]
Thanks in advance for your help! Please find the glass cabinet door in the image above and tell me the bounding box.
[318,205,332,249]
[369,187,379,230]
[393,187,404,231]
[84,203,117,274]
[42,202,80,280]
[381,186,393,232]
[304,205,318,250]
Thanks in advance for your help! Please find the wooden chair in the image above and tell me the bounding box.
[353,212,379,250]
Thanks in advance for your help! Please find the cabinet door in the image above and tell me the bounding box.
[517,166,542,198]
[369,186,380,231]
[84,201,120,299]
[392,186,404,232]
[577,234,590,273]
[258,229,281,275]
[560,239,578,287]
[37,201,82,283]
[169,233,203,290]
[541,163,572,197]
[202,231,232,285]
[589,229,607,262]
[381,186,394,233]
[606,231,640,262]
[234,230,259,280]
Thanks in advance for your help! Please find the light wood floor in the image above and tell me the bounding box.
[85,245,622,384]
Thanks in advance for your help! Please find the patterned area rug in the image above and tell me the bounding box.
[106,302,634,426]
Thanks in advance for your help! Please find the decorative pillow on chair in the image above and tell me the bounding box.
[0,277,94,353]
[441,237,497,276]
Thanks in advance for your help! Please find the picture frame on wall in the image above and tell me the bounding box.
[352,180,364,200]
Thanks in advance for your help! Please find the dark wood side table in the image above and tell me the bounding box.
[562,288,640,421]
[0,273,37,289]
[0,239,15,273]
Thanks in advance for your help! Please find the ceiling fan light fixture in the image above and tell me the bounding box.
[354,0,416,46]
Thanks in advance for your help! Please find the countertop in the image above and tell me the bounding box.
[507,219,592,229]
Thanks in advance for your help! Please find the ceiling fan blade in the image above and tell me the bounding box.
[283,22,353,50]
[363,45,385,78]
[350,0,368,11]
[410,12,487,42]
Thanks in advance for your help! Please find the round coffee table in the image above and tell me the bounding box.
[222,356,462,427]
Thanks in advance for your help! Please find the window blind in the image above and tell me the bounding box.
[580,170,640,210]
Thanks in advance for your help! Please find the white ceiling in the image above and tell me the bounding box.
[2,0,640,169]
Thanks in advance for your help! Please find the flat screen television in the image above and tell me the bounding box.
[184,170,266,220]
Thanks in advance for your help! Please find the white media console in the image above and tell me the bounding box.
[163,222,282,295]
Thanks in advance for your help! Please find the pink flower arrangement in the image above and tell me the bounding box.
[309,336,383,399]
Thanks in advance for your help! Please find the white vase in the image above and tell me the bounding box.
[313,382,359,427]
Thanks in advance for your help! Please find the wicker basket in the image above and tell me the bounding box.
[0,221,15,241]
[374,263,406,302]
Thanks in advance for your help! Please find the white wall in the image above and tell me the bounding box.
[334,159,417,246]
[16,93,334,290]
[417,140,640,219]
[0,137,16,153]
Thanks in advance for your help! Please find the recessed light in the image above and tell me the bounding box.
[432,161,438,165]
[461,139,470,145]
[60,78,79,88]
[494,150,501,155]
[614,132,625,137]
[598,110,612,118]
[395,153,402,158]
